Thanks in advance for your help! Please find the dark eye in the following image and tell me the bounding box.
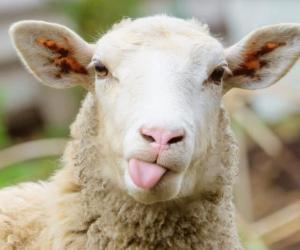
[209,67,225,85]
[94,61,109,77]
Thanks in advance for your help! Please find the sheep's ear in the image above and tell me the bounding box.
[9,20,95,89]
[223,24,300,91]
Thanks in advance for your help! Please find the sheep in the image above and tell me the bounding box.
[1,15,300,249]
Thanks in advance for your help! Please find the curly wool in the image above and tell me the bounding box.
[0,93,242,249]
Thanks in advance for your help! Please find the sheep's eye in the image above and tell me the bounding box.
[209,67,225,85]
[94,61,109,77]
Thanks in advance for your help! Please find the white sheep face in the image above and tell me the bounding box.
[10,16,300,204]
[93,19,225,203]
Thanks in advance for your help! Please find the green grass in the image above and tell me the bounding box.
[0,157,60,188]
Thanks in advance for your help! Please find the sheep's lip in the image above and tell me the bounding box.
[128,159,168,189]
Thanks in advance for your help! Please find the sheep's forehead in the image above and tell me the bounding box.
[106,15,210,42]
[94,16,224,69]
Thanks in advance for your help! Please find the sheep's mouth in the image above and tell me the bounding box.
[128,158,169,189]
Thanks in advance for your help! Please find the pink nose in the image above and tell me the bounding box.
[140,127,185,148]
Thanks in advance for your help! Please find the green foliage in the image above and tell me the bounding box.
[60,0,139,41]
[244,238,269,250]
[0,157,60,188]
[239,226,269,250]
[43,125,69,138]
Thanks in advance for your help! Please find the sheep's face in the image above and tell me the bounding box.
[10,16,300,204]
[94,19,226,203]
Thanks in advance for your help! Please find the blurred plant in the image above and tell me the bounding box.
[0,89,60,188]
[0,157,59,188]
[59,0,140,41]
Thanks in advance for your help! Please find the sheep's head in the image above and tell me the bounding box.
[10,16,300,204]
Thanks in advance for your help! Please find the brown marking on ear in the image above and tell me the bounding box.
[232,41,286,78]
[36,37,88,76]
[53,57,88,74]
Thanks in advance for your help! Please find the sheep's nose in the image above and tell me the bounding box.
[140,127,185,149]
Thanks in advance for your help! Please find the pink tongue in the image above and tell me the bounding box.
[129,159,167,189]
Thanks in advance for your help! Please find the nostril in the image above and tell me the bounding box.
[141,133,155,143]
[168,135,184,144]
[140,127,185,146]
